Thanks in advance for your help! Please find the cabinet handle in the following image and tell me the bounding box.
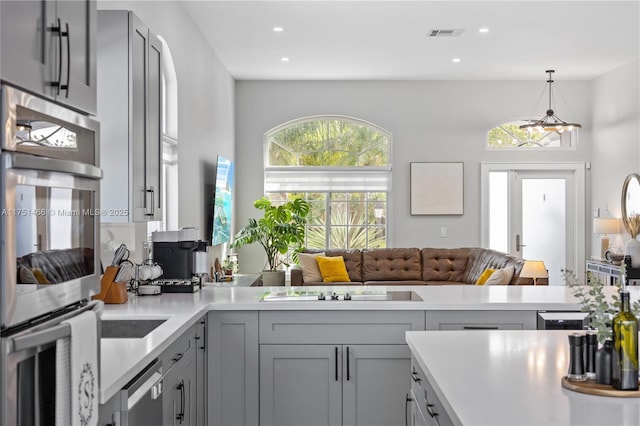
[405,393,412,426]
[60,22,70,97]
[462,326,499,330]
[49,18,63,95]
[176,380,185,424]
[172,352,183,363]
[346,346,350,381]
[426,403,438,419]
[335,347,339,381]
[411,371,421,383]
[145,187,154,216]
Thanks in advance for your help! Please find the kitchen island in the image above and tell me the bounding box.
[406,330,640,426]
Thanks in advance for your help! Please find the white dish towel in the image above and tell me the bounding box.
[56,310,99,426]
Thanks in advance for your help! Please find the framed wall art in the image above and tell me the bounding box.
[410,162,464,215]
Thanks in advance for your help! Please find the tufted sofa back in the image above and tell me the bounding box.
[362,248,422,281]
[421,248,471,283]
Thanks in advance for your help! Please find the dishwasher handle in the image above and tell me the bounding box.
[124,358,164,410]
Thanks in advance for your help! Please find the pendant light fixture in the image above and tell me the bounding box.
[520,70,581,133]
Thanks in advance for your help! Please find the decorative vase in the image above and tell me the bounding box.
[261,270,286,286]
[624,237,640,268]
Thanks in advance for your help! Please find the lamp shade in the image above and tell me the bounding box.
[593,218,620,235]
[520,260,548,279]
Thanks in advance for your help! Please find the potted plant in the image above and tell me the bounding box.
[232,197,310,286]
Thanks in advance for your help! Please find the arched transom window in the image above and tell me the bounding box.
[487,120,577,150]
[264,116,392,249]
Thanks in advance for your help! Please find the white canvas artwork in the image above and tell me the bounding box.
[410,162,464,215]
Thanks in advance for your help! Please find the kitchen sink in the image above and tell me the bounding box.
[260,290,423,302]
[101,319,167,339]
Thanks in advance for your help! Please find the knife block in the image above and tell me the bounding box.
[93,266,128,304]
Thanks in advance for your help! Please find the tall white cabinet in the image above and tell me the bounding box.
[97,10,162,222]
[0,0,97,114]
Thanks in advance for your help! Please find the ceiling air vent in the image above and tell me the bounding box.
[428,29,465,37]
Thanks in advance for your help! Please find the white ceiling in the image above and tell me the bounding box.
[181,0,640,81]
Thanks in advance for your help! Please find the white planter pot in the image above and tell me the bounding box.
[624,238,640,268]
[261,270,286,286]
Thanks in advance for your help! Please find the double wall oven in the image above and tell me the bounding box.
[0,85,102,425]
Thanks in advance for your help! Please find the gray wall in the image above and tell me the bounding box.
[97,1,235,264]
[590,60,640,257]
[235,79,593,273]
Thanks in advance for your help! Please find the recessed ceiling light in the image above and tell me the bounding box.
[479,28,489,33]
[273,26,284,32]
[452,58,461,63]
[281,57,290,62]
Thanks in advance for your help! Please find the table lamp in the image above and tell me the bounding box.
[593,218,620,260]
[520,260,548,286]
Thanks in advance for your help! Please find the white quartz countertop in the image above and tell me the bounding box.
[406,330,640,426]
[98,284,628,404]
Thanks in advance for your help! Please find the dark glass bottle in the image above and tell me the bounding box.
[612,291,639,390]
[595,338,613,385]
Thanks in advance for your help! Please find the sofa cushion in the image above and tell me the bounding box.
[421,248,471,283]
[362,248,422,281]
[316,256,351,283]
[484,266,516,285]
[475,268,495,285]
[325,249,363,282]
[298,252,325,283]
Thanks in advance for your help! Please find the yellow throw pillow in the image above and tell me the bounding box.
[316,256,351,283]
[31,268,51,284]
[475,268,495,286]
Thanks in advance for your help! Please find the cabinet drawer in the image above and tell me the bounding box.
[259,310,425,344]
[426,310,537,331]
[411,357,453,426]
[160,325,196,382]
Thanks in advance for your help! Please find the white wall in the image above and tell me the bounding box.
[590,60,640,257]
[235,79,593,273]
[97,1,235,266]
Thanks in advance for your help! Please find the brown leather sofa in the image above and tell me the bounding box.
[291,247,546,286]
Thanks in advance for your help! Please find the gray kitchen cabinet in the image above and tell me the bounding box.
[0,0,97,114]
[259,311,425,426]
[260,344,342,426]
[409,356,453,426]
[260,343,411,426]
[97,10,163,222]
[207,311,259,426]
[425,310,537,331]
[163,355,196,426]
[194,317,207,426]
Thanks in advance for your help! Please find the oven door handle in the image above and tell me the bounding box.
[4,151,102,180]
[10,301,102,352]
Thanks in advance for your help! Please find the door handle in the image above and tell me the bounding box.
[516,234,526,252]
[145,187,155,216]
[49,18,63,95]
[335,346,339,381]
[60,22,70,97]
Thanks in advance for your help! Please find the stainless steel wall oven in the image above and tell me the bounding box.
[1,85,101,331]
[1,85,103,426]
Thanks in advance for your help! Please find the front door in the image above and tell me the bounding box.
[482,164,585,285]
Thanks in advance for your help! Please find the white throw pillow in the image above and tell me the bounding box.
[298,252,325,283]
[484,266,515,285]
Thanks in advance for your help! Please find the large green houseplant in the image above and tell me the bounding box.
[232,197,310,285]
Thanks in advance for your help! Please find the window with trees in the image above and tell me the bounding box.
[487,120,577,149]
[264,116,391,249]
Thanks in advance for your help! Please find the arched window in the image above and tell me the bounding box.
[264,116,392,249]
[487,119,577,150]
[148,36,178,236]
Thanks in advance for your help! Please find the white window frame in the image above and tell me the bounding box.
[264,115,393,248]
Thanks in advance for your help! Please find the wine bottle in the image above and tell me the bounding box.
[612,291,639,390]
